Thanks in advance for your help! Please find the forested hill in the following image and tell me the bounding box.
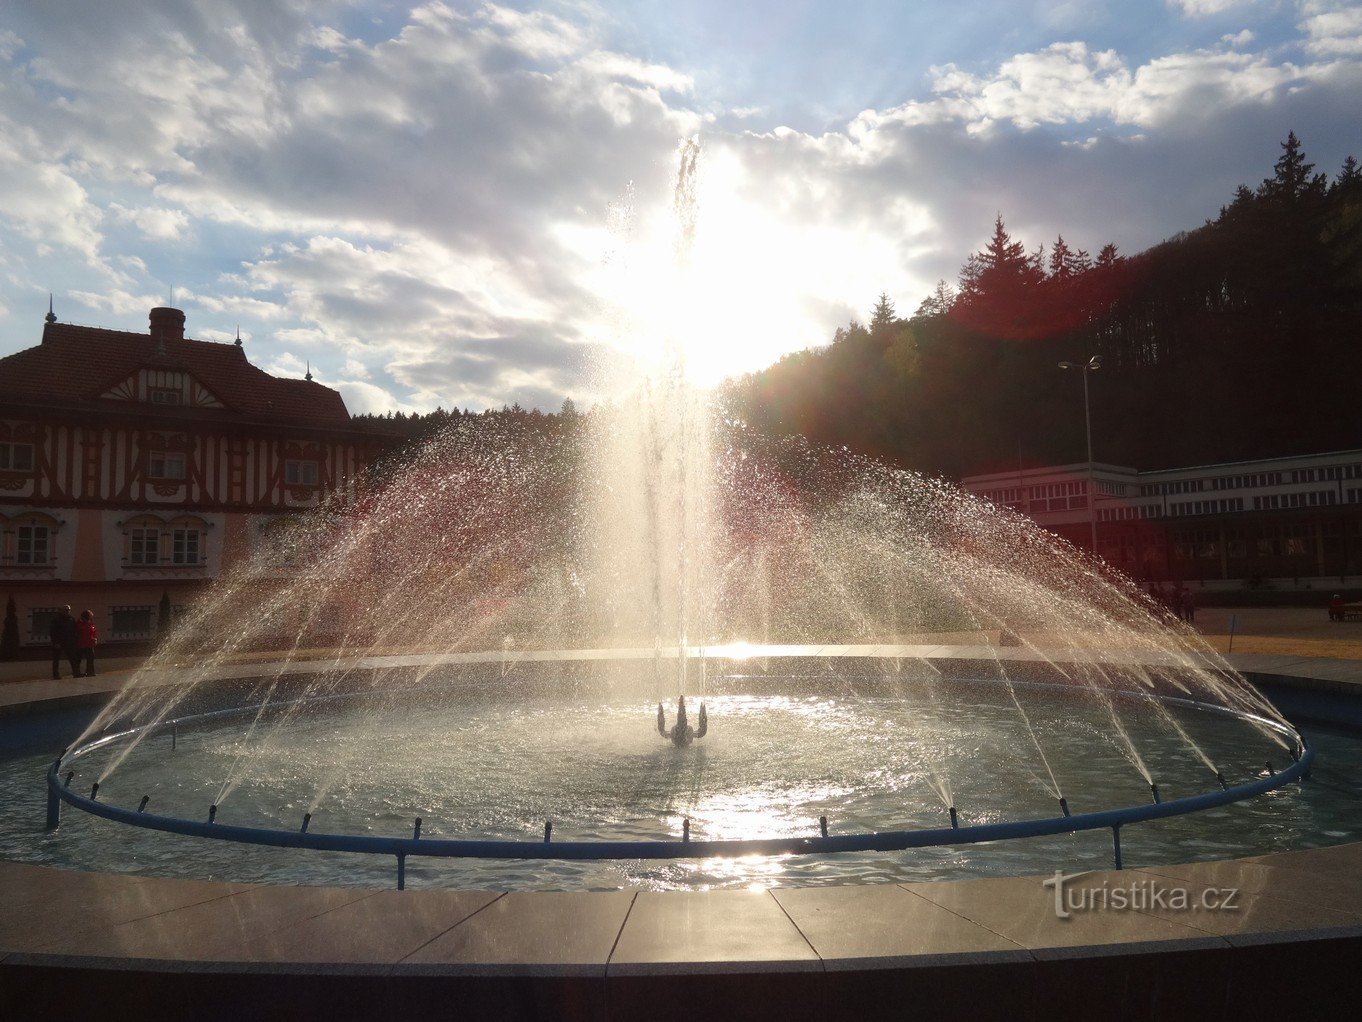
[725,133,1362,480]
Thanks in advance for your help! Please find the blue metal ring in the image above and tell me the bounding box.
[46,683,1313,866]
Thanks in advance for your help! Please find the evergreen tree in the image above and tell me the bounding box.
[1260,131,1327,205]
[1333,155,1361,197]
[157,591,173,634]
[914,279,955,319]
[870,292,896,331]
[955,215,1046,338]
[1,596,18,661]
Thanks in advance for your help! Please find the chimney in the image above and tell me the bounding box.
[149,307,186,343]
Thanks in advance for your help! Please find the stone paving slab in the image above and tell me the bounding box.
[771,883,1030,969]
[607,890,821,975]
[219,888,501,973]
[903,872,1228,961]
[399,890,635,976]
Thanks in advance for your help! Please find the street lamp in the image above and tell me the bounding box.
[1058,355,1101,553]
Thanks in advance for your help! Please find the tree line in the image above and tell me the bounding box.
[725,132,1362,479]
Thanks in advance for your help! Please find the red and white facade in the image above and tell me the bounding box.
[0,306,385,647]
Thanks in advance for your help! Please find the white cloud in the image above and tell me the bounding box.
[1299,2,1362,55]
[1166,0,1255,16]
[109,203,190,241]
[0,1,1359,415]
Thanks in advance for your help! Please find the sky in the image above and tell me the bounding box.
[1,0,1359,414]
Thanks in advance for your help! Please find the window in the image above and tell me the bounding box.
[110,605,154,639]
[0,441,35,471]
[285,460,319,486]
[130,528,160,565]
[148,387,182,405]
[28,607,61,644]
[16,525,49,565]
[148,452,186,480]
[172,528,202,565]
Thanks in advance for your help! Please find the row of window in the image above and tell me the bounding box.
[1169,498,1246,517]
[0,441,321,485]
[127,527,202,566]
[1291,465,1362,483]
[2,524,206,568]
[28,604,181,642]
[1252,491,1338,511]
[1030,481,1086,499]
[26,602,347,643]
[1098,505,1162,522]
[1137,466,1362,496]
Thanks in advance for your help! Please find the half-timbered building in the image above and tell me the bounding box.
[0,305,385,650]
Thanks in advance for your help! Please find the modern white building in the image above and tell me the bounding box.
[962,450,1362,586]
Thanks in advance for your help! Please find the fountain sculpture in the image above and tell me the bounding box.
[41,139,1312,891]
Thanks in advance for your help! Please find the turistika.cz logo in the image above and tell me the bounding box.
[1042,870,1240,919]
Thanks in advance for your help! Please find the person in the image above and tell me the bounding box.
[49,605,80,679]
[1329,594,1345,622]
[1179,587,1195,624]
[76,609,98,677]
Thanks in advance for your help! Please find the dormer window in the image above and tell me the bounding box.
[149,387,182,405]
[0,441,34,472]
[285,459,319,486]
[148,452,186,480]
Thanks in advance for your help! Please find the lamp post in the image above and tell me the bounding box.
[1058,356,1101,553]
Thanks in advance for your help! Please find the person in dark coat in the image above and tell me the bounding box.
[76,609,98,677]
[49,605,80,679]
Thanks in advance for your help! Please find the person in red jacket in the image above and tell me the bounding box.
[76,609,98,677]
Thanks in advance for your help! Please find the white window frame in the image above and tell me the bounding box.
[171,528,202,565]
[130,527,161,566]
[15,524,50,565]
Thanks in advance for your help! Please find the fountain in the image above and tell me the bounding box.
[36,139,1314,891]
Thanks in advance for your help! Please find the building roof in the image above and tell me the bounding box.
[0,310,351,429]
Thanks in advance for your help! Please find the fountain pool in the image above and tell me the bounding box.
[19,652,1346,891]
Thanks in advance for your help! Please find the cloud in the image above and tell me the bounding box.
[0,1,1358,417]
[1166,0,1255,15]
[109,203,190,241]
[1299,1,1362,56]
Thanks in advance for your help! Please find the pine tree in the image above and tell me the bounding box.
[914,279,955,318]
[1333,155,1361,197]
[870,293,896,331]
[955,215,1046,337]
[1260,131,1327,204]
[1,596,19,661]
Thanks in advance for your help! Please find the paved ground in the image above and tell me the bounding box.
[3,625,1361,1018]
[3,606,1359,685]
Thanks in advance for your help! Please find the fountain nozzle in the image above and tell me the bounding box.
[1058,796,1071,818]
[1150,783,1161,805]
[89,782,99,801]
[301,813,311,834]
[657,696,708,746]
[820,815,829,838]
[948,806,959,829]
[138,795,150,813]
[208,804,218,824]
[1216,771,1228,791]
[413,817,422,840]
